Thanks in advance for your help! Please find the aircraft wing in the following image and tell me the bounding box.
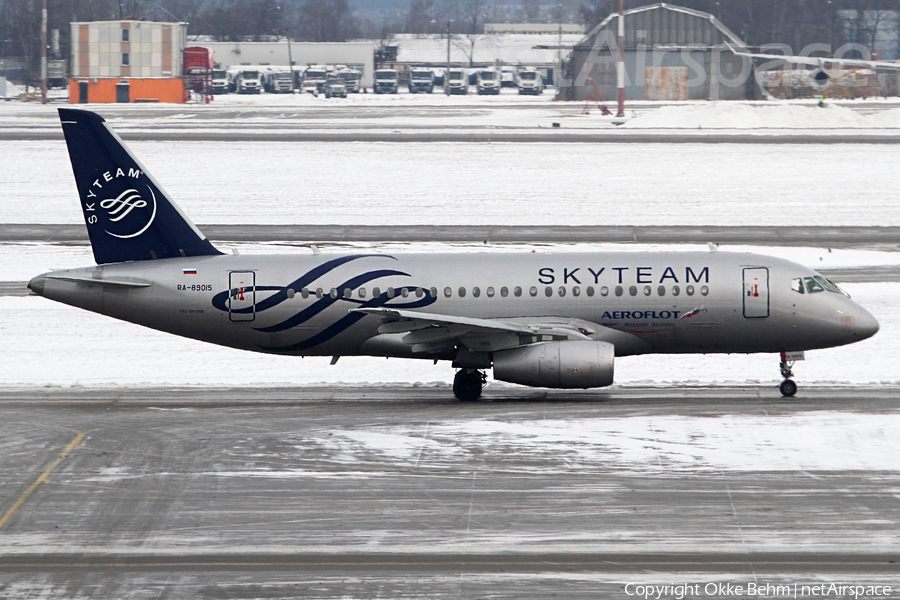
[726,42,900,70]
[353,307,643,355]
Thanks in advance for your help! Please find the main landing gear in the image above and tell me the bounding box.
[453,369,486,401]
[779,351,798,397]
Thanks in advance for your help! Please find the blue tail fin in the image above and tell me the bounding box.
[58,108,222,264]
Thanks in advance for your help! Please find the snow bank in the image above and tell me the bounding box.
[623,102,878,129]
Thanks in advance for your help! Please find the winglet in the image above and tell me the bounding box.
[58,108,222,264]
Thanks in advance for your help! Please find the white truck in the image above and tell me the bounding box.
[408,67,434,93]
[373,69,399,94]
[444,68,468,95]
[337,69,362,93]
[211,69,229,94]
[516,68,544,95]
[235,69,262,94]
[476,68,501,95]
[264,70,293,93]
[304,65,328,93]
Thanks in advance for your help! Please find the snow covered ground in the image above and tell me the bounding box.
[3,140,900,227]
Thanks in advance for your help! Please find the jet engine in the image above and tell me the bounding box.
[492,340,614,389]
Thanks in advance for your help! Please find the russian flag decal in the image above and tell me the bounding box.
[183,268,197,275]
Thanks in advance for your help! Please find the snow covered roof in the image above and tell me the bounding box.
[391,33,584,65]
[583,2,747,50]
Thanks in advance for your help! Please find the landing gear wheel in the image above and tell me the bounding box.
[453,369,484,401]
[779,379,798,397]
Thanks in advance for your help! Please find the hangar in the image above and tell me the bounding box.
[558,3,760,102]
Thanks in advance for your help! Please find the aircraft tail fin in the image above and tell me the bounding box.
[58,108,222,264]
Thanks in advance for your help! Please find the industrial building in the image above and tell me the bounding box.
[197,42,375,88]
[558,3,758,102]
[69,20,187,103]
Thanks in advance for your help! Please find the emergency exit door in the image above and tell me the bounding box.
[743,267,769,318]
[228,271,256,322]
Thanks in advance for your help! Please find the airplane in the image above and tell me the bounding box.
[28,108,879,400]
[725,41,900,90]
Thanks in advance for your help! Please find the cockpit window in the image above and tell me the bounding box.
[791,278,804,294]
[814,275,845,295]
[804,277,824,293]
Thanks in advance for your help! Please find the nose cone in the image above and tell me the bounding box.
[27,274,46,297]
[854,306,880,341]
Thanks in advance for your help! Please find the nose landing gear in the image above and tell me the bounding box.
[453,369,486,401]
[779,351,798,397]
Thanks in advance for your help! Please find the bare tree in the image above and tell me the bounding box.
[298,0,355,42]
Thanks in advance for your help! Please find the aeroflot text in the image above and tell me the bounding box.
[623,582,892,599]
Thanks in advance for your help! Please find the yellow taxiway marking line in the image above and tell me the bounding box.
[0,431,85,529]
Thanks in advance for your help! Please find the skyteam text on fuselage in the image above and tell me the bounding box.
[28,109,880,400]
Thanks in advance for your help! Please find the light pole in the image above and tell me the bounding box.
[40,0,47,104]
[446,20,452,96]
[616,0,625,117]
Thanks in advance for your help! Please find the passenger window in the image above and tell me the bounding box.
[472,287,481,298]
[458,287,466,298]
[529,286,538,297]
[629,286,638,297]
[359,287,367,298]
[587,286,595,297]
[600,286,608,297]
[315,288,323,298]
[672,285,680,296]
[686,285,694,296]
[558,286,566,297]
[401,288,409,298]
[614,286,623,297]
[444,286,452,297]
[429,287,437,298]
[572,286,581,297]
[657,285,665,297]
[500,286,508,297]
[344,288,352,298]
[804,277,824,294]
[330,288,338,299]
[415,288,424,298]
[387,287,395,298]
[545,286,553,297]
[791,278,804,294]
[514,286,523,297]
[643,285,652,296]
[301,288,309,299]
[700,285,709,296]
[372,287,381,298]
[486,287,495,297]
[287,288,295,299]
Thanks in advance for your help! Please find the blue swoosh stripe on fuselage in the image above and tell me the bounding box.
[259,286,437,352]
[211,254,393,314]
[254,269,409,333]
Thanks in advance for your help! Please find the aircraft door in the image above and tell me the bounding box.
[228,271,256,322]
[743,267,769,318]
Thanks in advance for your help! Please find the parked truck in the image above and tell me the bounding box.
[373,69,399,94]
[304,65,329,93]
[408,67,434,93]
[516,68,544,95]
[264,70,293,93]
[234,69,262,94]
[211,69,229,94]
[476,68,501,95]
[444,68,468,95]
[337,69,362,93]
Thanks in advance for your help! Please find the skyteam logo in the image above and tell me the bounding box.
[82,166,157,239]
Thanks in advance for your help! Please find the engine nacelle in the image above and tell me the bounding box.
[492,341,614,389]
